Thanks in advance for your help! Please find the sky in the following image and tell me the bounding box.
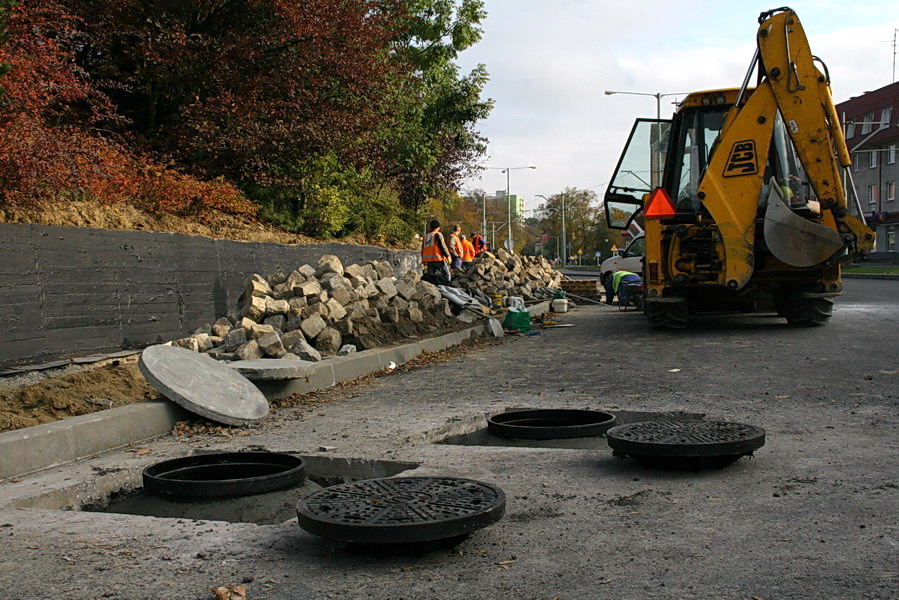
[457,0,899,215]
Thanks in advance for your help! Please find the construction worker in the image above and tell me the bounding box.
[605,270,642,305]
[421,219,451,283]
[460,234,475,267]
[471,232,487,255]
[447,223,464,270]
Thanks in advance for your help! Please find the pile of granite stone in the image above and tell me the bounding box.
[170,255,462,363]
[450,248,565,304]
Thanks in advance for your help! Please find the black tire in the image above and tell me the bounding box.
[645,301,688,329]
[775,293,832,326]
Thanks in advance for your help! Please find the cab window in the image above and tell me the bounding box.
[669,106,728,212]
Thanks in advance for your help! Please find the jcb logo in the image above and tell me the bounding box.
[723,140,757,177]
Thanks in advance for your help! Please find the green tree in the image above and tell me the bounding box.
[385,0,493,211]
[534,187,619,262]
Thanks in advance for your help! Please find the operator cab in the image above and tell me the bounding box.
[604,88,820,231]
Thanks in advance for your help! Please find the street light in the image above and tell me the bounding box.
[603,89,687,120]
[537,193,566,266]
[484,165,536,252]
[605,90,685,186]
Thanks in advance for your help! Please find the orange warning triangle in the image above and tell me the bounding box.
[644,188,676,219]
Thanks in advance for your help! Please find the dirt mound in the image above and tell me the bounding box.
[0,358,161,432]
[0,199,414,249]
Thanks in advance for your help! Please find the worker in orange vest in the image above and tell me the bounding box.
[471,232,487,255]
[421,219,451,282]
[447,223,464,270]
[460,234,475,268]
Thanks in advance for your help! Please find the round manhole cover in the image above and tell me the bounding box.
[606,420,766,470]
[143,452,306,500]
[139,345,269,425]
[487,409,616,439]
[297,477,506,545]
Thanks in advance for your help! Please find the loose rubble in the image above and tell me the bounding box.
[169,251,566,363]
[449,249,565,305]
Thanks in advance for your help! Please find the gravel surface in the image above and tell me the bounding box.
[1,279,897,600]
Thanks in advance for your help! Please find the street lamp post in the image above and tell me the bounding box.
[537,193,566,266]
[604,90,686,186]
[484,165,536,252]
[603,89,687,120]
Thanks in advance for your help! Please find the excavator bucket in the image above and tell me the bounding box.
[763,181,843,267]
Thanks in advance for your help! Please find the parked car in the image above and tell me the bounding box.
[599,235,644,289]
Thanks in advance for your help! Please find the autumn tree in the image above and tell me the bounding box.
[64,1,404,182]
[533,188,618,261]
[0,1,256,217]
[0,1,132,205]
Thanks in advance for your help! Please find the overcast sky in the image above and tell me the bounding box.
[457,0,899,215]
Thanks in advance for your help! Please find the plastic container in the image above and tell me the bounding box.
[551,298,569,313]
[506,296,525,311]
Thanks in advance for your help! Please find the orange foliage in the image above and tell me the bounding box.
[0,1,256,221]
[136,166,256,222]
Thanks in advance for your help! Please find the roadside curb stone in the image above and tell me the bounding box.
[0,323,488,480]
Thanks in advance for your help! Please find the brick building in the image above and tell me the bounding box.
[837,81,899,258]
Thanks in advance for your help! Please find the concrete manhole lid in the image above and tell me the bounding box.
[138,345,269,425]
[297,477,506,544]
[488,409,617,439]
[143,452,306,500]
[606,420,766,470]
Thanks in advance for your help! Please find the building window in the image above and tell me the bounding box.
[881,106,893,126]
[889,145,896,164]
[869,150,878,168]
[846,121,855,138]
[867,184,878,204]
[853,152,860,171]
[887,225,896,251]
[862,111,875,134]
[888,181,896,202]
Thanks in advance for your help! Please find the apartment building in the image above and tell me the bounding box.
[492,190,525,219]
[836,80,899,256]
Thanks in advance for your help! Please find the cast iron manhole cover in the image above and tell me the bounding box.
[488,409,616,439]
[143,452,306,500]
[297,477,505,545]
[606,420,766,470]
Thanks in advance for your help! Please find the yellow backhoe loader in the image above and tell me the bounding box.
[604,7,875,328]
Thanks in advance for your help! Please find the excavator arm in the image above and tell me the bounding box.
[697,7,874,290]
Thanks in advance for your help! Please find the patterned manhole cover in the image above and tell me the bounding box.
[488,409,616,439]
[606,420,766,470]
[297,477,506,545]
[143,452,306,500]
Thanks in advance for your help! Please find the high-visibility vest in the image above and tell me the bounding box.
[448,233,463,257]
[472,234,486,254]
[421,231,447,263]
[461,239,475,263]
[612,271,638,293]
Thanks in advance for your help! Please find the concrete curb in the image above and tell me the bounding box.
[0,402,192,480]
[0,323,491,480]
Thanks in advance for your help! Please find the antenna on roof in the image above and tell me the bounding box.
[885,28,898,83]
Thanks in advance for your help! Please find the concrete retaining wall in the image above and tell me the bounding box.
[1,223,419,368]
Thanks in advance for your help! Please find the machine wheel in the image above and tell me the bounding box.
[775,293,832,326]
[645,301,688,329]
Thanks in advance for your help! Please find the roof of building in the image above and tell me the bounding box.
[836,81,899,148]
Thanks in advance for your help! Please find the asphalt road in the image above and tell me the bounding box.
[1,278,896,600]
